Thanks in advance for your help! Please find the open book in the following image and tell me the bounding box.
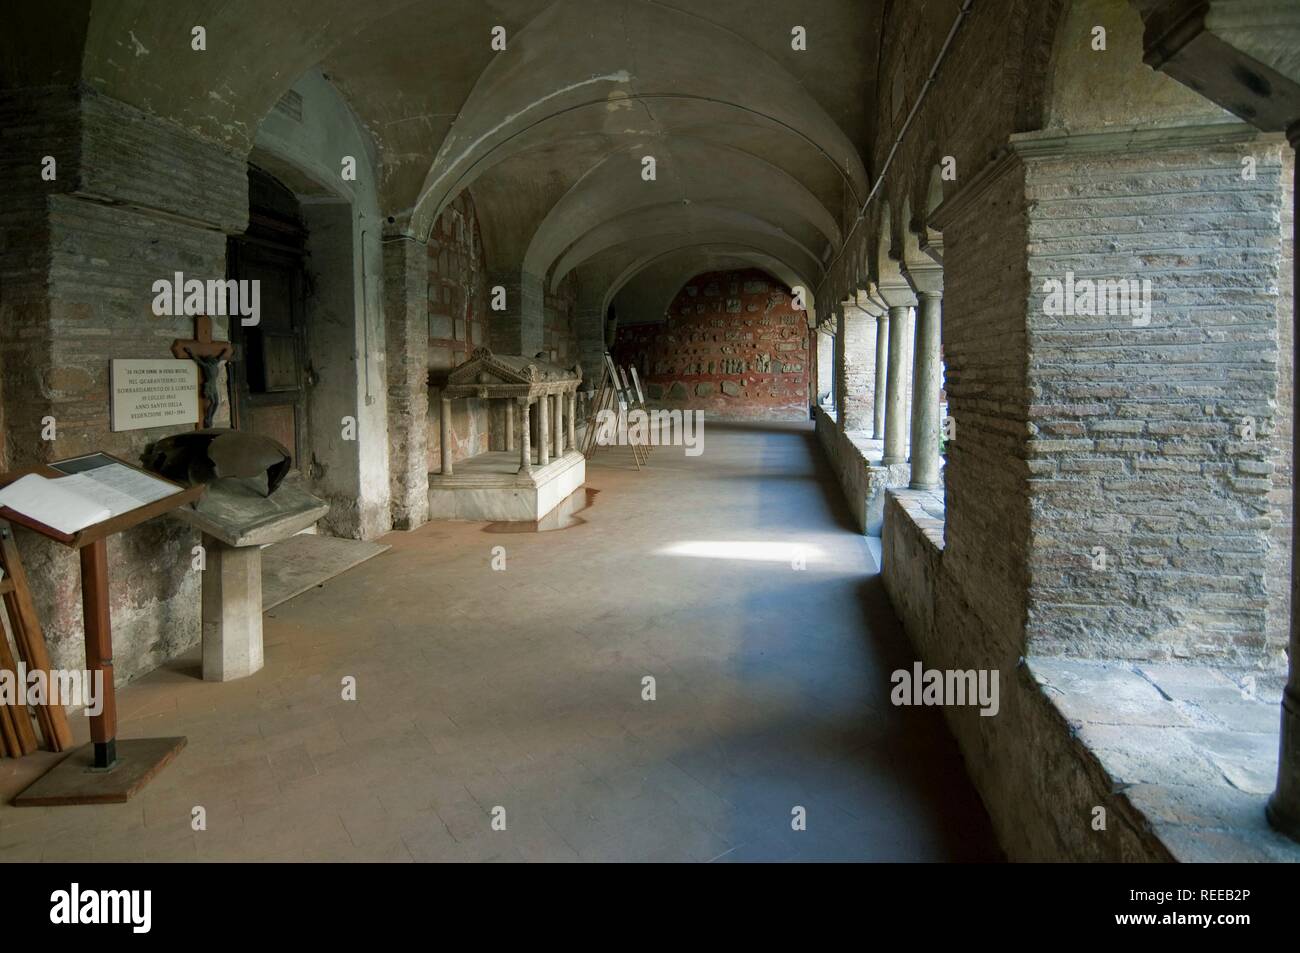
[0,464,180,536]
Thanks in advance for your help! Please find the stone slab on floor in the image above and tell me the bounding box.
[261,534,391,611]
[1028,657,1300,863]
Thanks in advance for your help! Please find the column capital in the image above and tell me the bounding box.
[902,256,944,298]
[876,277,918,310]
[853,290,886,318]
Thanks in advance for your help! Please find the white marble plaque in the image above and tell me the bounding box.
[110,359,199,432]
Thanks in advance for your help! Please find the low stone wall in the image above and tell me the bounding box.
[813,407,906,535]
[879,483,1295,860]
[880,491,943,649]
[880,488,1172,860]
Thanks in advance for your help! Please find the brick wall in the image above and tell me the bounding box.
[1023,137,1289,666]
[0,87,247,685]
[612,269,809,420]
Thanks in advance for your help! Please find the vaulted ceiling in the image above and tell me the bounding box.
[10,0,889,322]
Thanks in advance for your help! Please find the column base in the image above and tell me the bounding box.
[908,481,942,491]
[1266,685,1300,842]
[882,455,907,466]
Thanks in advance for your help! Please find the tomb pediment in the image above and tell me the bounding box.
[443,347,581,399]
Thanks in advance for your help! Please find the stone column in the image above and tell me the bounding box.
[518,398,531,474]
[1270,127,1300,841]
[909,293,943,489]
[384,238,430,530]
[553,392,565,458]
[505,398,514,451]
[873,312,890,439]
[538,392,550,467]
[567,391,577,449]
[832,307,846,426]
[903,253,944,490]
[439,396,454,477]
[878,279,916,464]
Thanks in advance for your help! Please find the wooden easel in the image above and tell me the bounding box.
[0,453,203,804]
[582,353,642,470]
[0,519,72,758]
[623,365,653,466]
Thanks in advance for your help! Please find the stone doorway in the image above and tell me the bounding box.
[227,165,311,468]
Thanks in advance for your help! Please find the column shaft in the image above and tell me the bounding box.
[518,399,531,474]
[553,393,564,458]
[439,397,454,476]
[505,398,514,451]
[882,306,912,464]
[833,311,846,426]
[873,314,889,439]
[538,393,550,467]
[909,293,943,489]
[567,392,577,449]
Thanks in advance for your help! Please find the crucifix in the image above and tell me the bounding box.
[171,315,233,429]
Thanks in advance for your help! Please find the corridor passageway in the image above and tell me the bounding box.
[0,423,999,861]
[3,0,1299,872]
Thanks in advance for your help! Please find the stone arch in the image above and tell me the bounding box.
[1039,0,1229,130]
[246,68,392,540]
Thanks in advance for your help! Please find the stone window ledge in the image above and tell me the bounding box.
[843,430,883,467]
[887,486,946,551]
[1028,657,1300,862]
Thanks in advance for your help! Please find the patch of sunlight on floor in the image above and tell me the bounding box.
[655,540,822,563]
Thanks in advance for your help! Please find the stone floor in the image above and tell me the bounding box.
[0,420,1000,862]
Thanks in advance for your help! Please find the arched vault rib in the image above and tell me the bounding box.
[556,215,825,303]
[608,246,817,328]
[523,136,842,282]
[592,241,818,323]
[405,0,868,241]
[549,201,826,291]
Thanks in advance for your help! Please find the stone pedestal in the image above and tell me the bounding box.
[172,478,329,682]
[201,534,262,681]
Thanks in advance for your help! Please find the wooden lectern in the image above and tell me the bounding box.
[0,452,203,804]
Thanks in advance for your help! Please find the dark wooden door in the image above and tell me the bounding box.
[227,168,309,466]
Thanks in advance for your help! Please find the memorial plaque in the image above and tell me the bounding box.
[109,359,200,432]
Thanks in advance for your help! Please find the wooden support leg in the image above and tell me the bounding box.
[79,538,117,769]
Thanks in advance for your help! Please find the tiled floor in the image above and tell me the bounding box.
[0,421,1000,862]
